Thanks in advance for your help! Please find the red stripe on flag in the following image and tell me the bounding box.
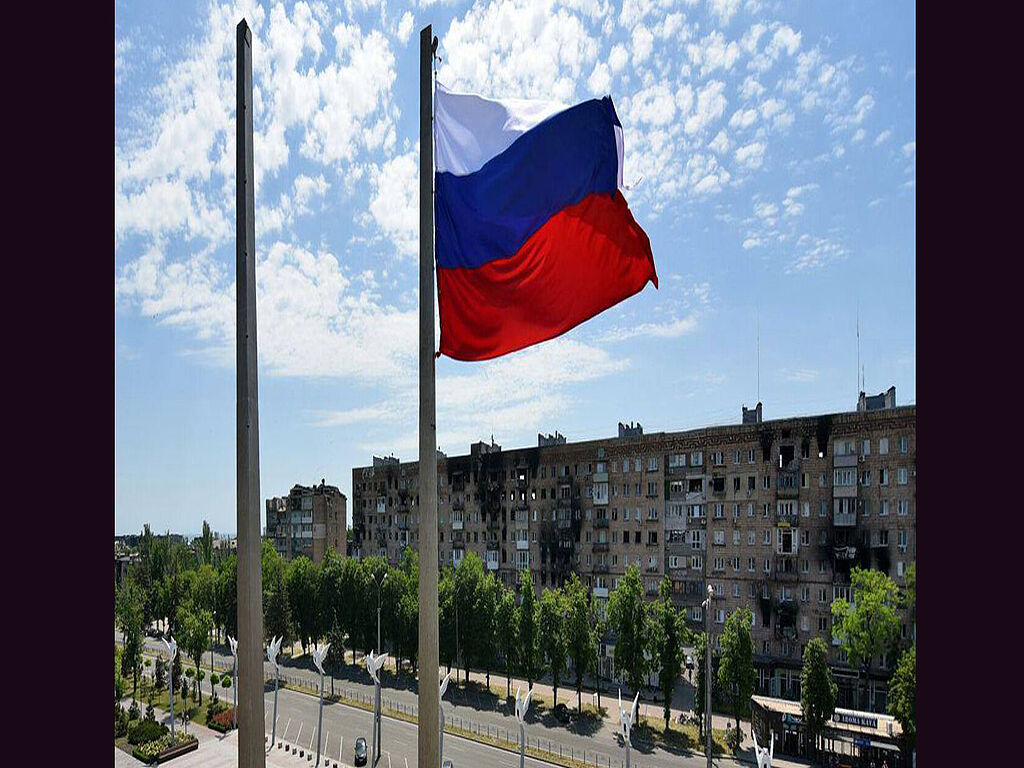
[437,190,658,361]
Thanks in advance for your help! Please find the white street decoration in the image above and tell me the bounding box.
[514,685,534,768]
[439,671,451,765]
[267,636,282,745]
[313,643,331,767]
[227,635,238,729]
[163,637,178,742]
[752,729,775,768]
[367,650,388,768]
[617,689,640,768]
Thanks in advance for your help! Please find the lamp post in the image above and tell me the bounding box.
[228,635,238,729]
[514,685,533,768]
[367,650,389,768]
[267,635,282,746]
[439,671,451,765]
[703,584,714,768]
[370,571,388,654]
[617,688,639,768]
[752,727,775,768]
[313,643,330,767]
[162,637,178,743]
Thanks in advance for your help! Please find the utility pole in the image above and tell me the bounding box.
[704,584,714,768]
[235,17,265,768]
[417,23,440,768]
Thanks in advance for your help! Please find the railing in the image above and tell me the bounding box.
[593,517,609,528]
[593,541,609,552]
[833,511,857,527]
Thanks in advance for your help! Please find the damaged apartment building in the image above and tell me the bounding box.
[350,386,915,713]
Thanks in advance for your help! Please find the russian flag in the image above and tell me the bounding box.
[434,84,658,361]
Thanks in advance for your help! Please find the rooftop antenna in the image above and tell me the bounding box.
[856,304,861,399]
[756,312,760,403]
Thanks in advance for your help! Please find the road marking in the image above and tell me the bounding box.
[284,718,292,741]
[324,731,329,758]
[404,758,408,768]
[310,728,315,750]
[387,752,392,768]
[339,735,343,760]
[296,722,303,745]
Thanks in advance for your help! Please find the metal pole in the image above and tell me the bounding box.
[417,22,440,768]
[316,669,324,766]
[232,657,238,729]
[235,16,266,768]
[272,668,279,745]
[705,585,713,768]
[169,656,175,741]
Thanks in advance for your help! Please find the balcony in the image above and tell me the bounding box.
[516,539,530,551]
[452,498,465,511]
[486,539,500,551]
[593,541,609,553]
[774,557,800,579]
[486,558,499,571]
[593,517,609,529]
[592,585,609,597]
[452,519,464,531]
[833,510,857,527]
[666,464,687,477]
[776,471,800,498]
[646,563,661,573]
[833,453,858,468]
[398,519,410,530]
[685,490,706,503]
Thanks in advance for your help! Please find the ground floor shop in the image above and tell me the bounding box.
[751,695,908,768]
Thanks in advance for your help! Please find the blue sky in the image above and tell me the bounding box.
[115,0,916,537]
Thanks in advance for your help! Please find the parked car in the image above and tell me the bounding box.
[354,737,367,766]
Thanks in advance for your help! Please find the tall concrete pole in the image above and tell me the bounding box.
[418,23,440,768]
[705,584,714,768]
[235,17,266,768]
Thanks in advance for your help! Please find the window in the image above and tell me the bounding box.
[713,530,725,545]
[801,472,809,488]
[748,557,755,571]
[634,458,642,472]
[818,616,828,632]
[860,470,871,487]
[711,451,724,466]
[898,499,909,516]
[880,468,890,486]
[800,529,810,546]
[880,437,889,454]
[898,468,908,485]
[648,456,659,471]
[763,503,771,518]
[763,529,771,545]
[748,449,756,464]
[819,501,828,517]
[733,477,741,492]
[691,451,703,466]
[747,531,755,545]
[881,499,890,516]
[764,558,771,573]
[802,502,810,517]
[763,474,771,489]
[733,450,741,464]
[733,530,741,545]
[834,468,856,486]
[801,587,810,601]
[818,587,827,603]
[714,503,724,519]
[899,436,909,453]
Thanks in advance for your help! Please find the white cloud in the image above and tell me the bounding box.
[687,30,741,77]
[684,80,727,135]
[396,11,414,44]
[708,0,742,26]
[729,107,758,130]
[708,129,731,154]
[368,146,419,258]
[874,128,892,146]
[902,140,916,158]
[735,141,766,169]
[608,43,629,73]
[686,153,731,194]
[631,24,654,63]
[778,368,819,383]
[600,312,699,342]
[851,127,866,143]
[588,61,612,94]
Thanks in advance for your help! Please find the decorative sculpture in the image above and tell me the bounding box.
[367,650,388,768]
[752,728,775,768]
[162,636,178,742]
[439,671,451,766]
[313,643,331,767]
[227,635,238,729]
[617,688,640,768]
[267,636,283,746]
[514,685,534,768]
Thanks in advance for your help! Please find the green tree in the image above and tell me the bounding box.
[539,586,568,708]
[517,570,540,688]
[718,607,756,751]
[287,556,320,652]
[116,576,146,705]
[155,657,166,693]
[439,568,456,673]
[831,567,901,709]
[495,586,519,697]
[563,573,595,713]
[264,562,292,647]
[888,645,915,754]
[217,555,238,641]
[475,572,500,689]
[197,520,214,567]
[607,565,650,702]
[693,631,713,743]
[453,552,485,683]
[396,548,420,674]
[801,636,837,763]
[336,556,363,664]
[115,645,125,702]
[652,577,687,730]
[177,600,213,704]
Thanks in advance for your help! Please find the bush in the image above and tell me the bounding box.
[115,703,129,739]
[127,718,167,746]
[209,708,236,733]
[184,667,195,679]
[145,658,152,668]
[127,700,140,721]
[221,676,232,689]
[210,673,220,686]
[145,702,155,722]
[132,732,197,762]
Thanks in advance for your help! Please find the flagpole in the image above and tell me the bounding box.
[235,17,266,768]
[418,23,440,768]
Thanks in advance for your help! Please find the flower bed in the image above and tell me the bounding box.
[132,732,198,764]
[208,708,236,733]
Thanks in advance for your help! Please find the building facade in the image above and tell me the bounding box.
[265,481,347,564]
[350,390,915,713]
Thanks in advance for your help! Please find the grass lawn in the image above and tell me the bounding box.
[632,717,733,756]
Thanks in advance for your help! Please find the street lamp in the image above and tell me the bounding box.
[162,637,178,743]
[514,685,534,768]
[617,688,639,768]
[313,643,331,767]
[267,635,282,746]
[439,671,451,765]
[370,570,388,653]
[367,649,389,768]
[753,727,775,768]
[703,584,715,768]
[227,635,238,729]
